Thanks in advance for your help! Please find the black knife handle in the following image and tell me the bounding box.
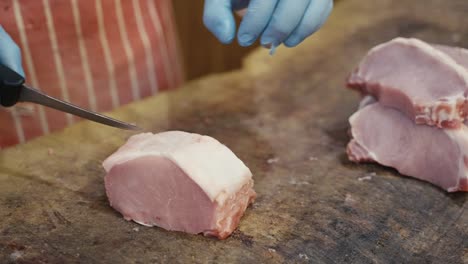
[0,64,25,107]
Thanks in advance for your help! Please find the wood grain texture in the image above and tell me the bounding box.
[172,0,258,81]
[1,0,467,263]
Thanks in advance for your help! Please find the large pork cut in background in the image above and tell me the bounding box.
[102,131,256,239]
[348,38,468,128]
[347,99,468,192]
[346,38,468,192]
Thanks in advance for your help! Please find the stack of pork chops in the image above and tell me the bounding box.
[346,37,468,192]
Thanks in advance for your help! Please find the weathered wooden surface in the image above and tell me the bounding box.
[1,0,467,263]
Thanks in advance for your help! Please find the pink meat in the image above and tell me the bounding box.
[102,131,256,239]
[347,38,468,128]
[347,102,468,192]
[434,44,468,70]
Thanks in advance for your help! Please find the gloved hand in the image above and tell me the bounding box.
[0,25,24,76]
[203,0,333,48]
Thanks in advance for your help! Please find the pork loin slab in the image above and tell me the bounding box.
[347,38,468,128]
[347,102,468,192]
[102,131,256,239]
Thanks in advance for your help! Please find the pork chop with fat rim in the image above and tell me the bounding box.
[347,38,468,128]
[347,97,468,192]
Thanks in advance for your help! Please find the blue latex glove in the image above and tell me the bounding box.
[0,25,24,76]
[203,0,333,48]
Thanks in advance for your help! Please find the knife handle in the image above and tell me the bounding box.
[0,64,25,107]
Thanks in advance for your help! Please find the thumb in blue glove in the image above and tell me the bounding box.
[0,25,24,77]
[203,0,333,48]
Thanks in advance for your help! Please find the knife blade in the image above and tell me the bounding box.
[19,85,140,130]
[0,64,140,131]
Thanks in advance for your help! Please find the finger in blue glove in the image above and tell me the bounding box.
[203,0,333,49]
[284,0,334,47]
[203,0,236,44]
[236,0,279,47]
[0,25,24,77]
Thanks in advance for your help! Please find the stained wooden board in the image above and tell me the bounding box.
[1,0,467,263]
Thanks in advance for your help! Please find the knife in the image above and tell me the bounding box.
[0,64,140,131]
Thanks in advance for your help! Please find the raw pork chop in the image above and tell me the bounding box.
[347,100,468,192]
[347,38,468,128]
[102,131,256,239]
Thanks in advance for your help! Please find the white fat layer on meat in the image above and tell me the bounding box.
[134,220,153,227]
[348,111,378,161]
[444,127,468,191]
[358,96,377,109]
[102,131,252,205]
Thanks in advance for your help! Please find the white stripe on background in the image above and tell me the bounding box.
[133,0,158,94]
[147,0,174,88]
[95,0,119,108]
[115,0,140,100]
[43,0,73,125]
[161,0,183,84]
[13,0,49,139]
[71,0,98,111]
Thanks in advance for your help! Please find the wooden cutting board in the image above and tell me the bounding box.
[1,0,467,263]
